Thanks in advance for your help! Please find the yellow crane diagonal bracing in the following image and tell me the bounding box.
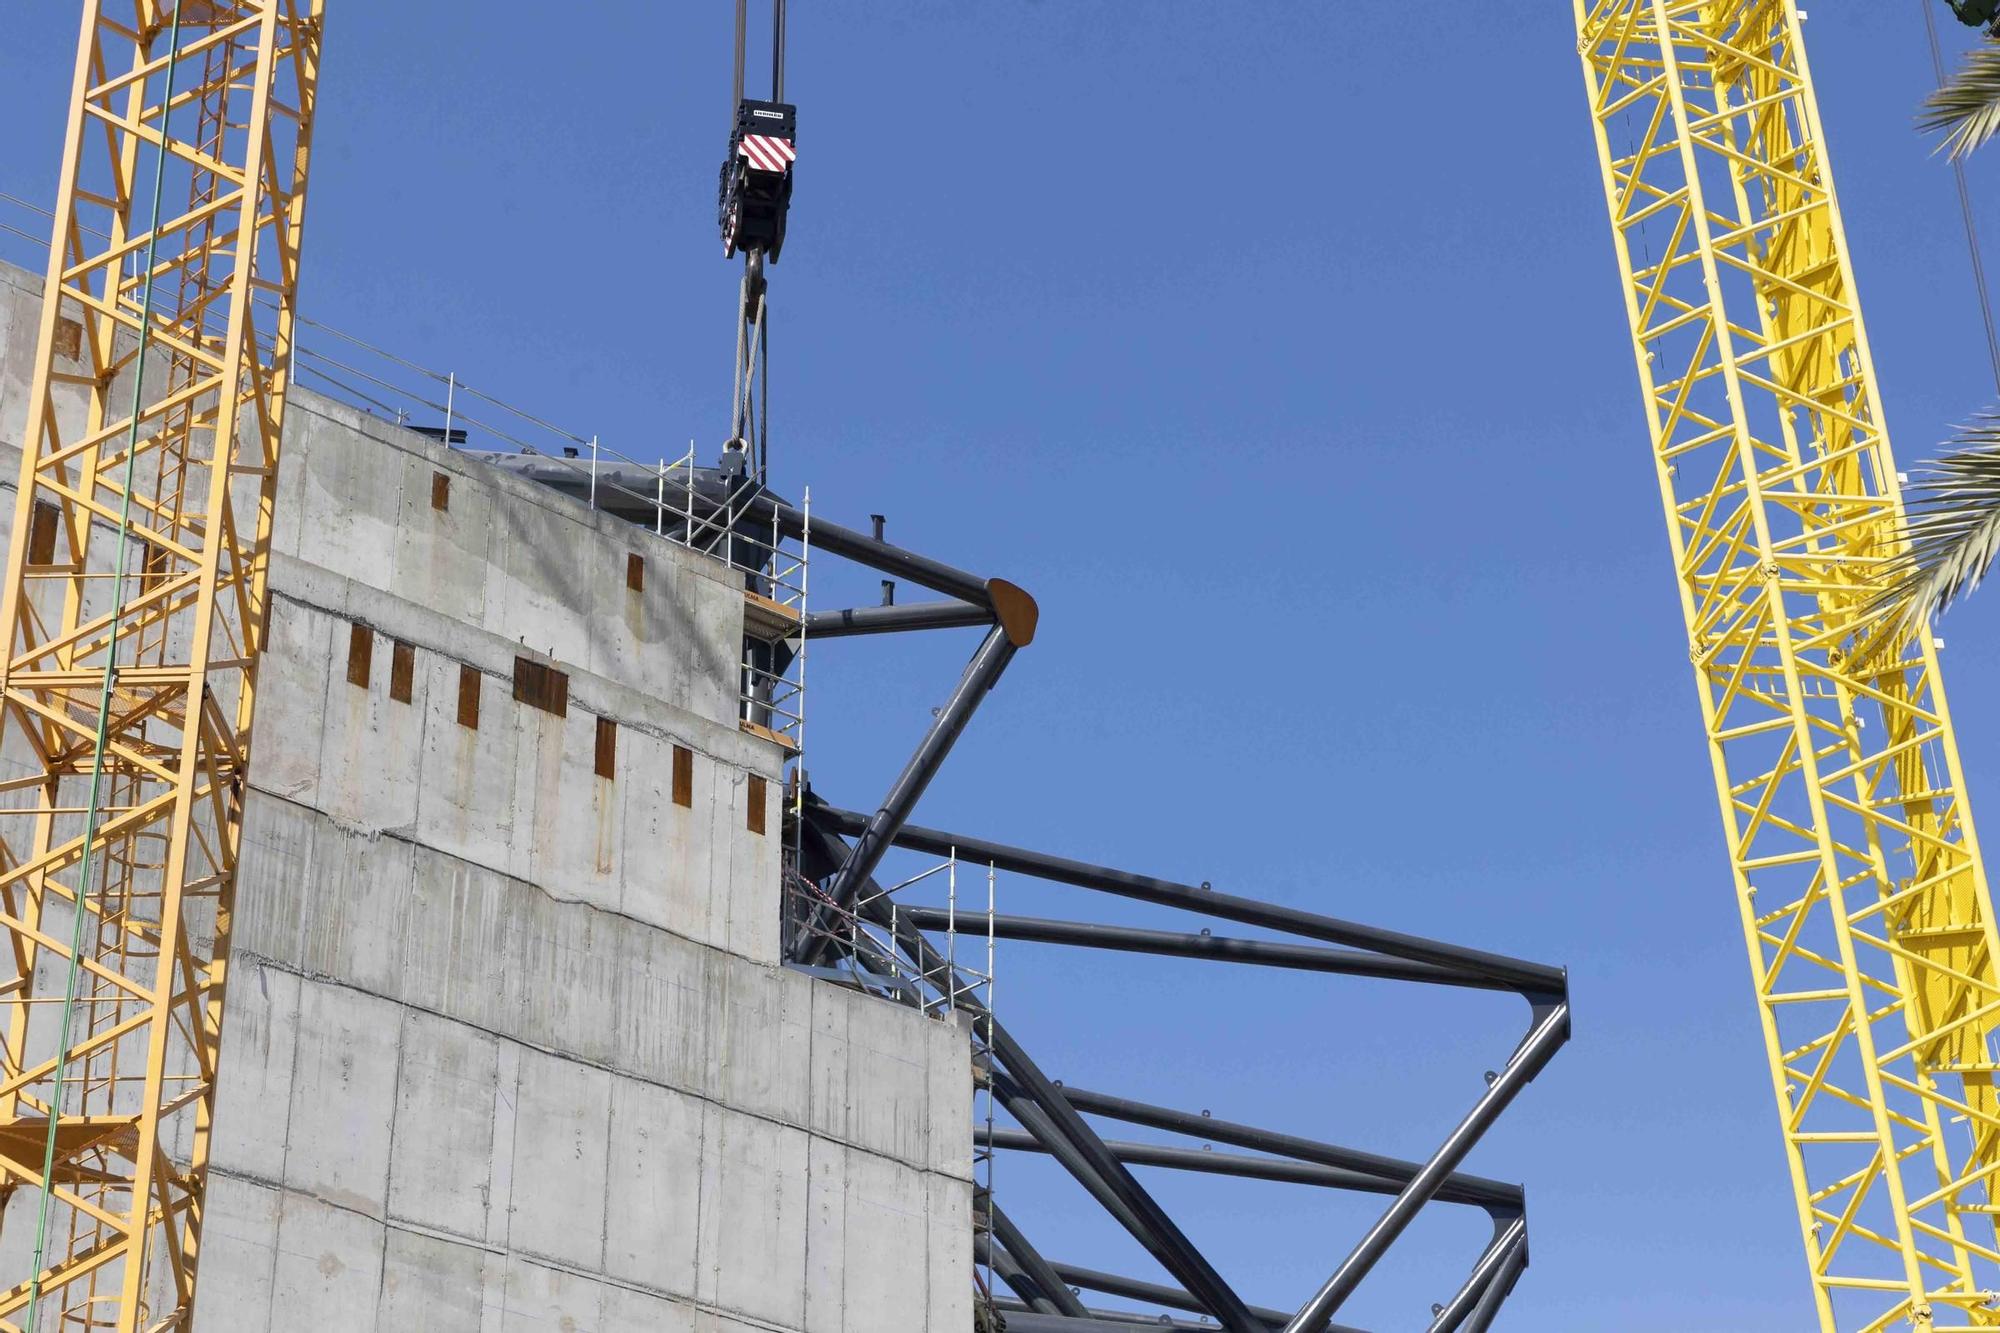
[0,3,319,1330]
[1577,2,2000,1328]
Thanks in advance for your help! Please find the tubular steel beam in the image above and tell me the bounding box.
[1052,1084,1521,1212]
[1027,1257,1309,1332]
[1427,1215,1527,1333]
[999,1310,1233,1333]
[997,1304,1242,1332]
[815,805,1565,994]
[803,599,992,639]
[1281,1002,1569,1333]
[1460,1233,1528,1333]
[989,1202,1089,1318]
[987,1070,1259,1332]
[749,492,1012,616]
[982,1127,1480,1198]
[901,907,1507,992]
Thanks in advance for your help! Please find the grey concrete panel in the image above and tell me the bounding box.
[602,1078,704,1297]
[598,1282,697,1333]
[707,954,811,1127]
[191,1174,282,1333]
[925,1172,974,1331]
[269,1190,387,1333]
[808,978,929,1169]
[389,1009,502,1241]
[211,960,302,1183]
[283,982,401,1218]
[501,1253,601,1333]
[506,1046,612,1272]
[695,1104,809,1330]
[375,1225,500,1333]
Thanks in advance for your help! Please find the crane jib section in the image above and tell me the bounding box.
[1577,1,2000,1328]
[0,4,322,1330]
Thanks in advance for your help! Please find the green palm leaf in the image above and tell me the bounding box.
[1869,416,2000,647]
[1922,38,2000,158]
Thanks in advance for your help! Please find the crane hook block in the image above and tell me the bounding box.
[720,99,797,262]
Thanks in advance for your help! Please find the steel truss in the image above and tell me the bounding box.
[0,3,319,1329]
[1576,1,2000,1328]
[781,522,1570,1331]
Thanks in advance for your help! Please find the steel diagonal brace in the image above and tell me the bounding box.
[986,1203,1090,1318]
[929,990,1256,1326]
[1280,998,1570,1333]
[1426,1213,1527,1333]
[791,586,1037,963]
[1458,1232,1528,1333]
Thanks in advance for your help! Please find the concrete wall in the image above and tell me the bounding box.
[0,259,973,1331]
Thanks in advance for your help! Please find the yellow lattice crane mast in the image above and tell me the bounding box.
[1576,2,2000,1328]
[0,3,319,1328]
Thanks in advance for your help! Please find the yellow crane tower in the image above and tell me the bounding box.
[1576,2,2000,1328]
[0,3,319,1328]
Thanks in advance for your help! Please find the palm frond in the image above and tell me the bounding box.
[1867,415,2000,649]
[1921,38,2000,159]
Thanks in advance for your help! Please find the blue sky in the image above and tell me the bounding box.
[8,4,2000,1329]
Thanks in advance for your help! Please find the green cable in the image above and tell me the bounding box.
[26,4,186,1323]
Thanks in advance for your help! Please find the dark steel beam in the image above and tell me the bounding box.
[803,599,992,639]
[1032,1258,1308,1332]
[1052,1084,1521,1212]
[814,804,1566,995]
[900,907,1506,992]
[996,1302,1245,1332]
[988,1075,1208,1262]
[1461,1232,1528,1333]
[792,624,1020,963]
[1280,1002,1569,1333]
[751,494,993,612]
[999,1310,1232,1333]
[981,1128,1495,1204]
[981,1036,1256,1329]
[1427,1215,1526,1333]
[989,1202,1089,1318]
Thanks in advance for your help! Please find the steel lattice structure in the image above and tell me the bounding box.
[1577,2,2000,1327]
[0,3,319,1328]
